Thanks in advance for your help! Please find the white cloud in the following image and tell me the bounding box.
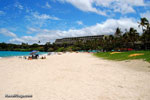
[27,27,54,34]
[32,12,60,20]
[112,3,135,14]
[76,21,83,25]
[60,0,106,15]
[25,12,60,27]
[140,11,150,22]
[0,28,17,37]
[10,38,25,43]
[27,27,39,34]
[59,0,145,15]
[14,2,23,10]
[10,18,142,44]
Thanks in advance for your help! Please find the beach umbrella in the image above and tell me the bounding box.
[30,50,39,55]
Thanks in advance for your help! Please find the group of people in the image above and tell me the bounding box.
[23,54,46,60]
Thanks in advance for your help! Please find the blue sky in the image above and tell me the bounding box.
[0,0,150,44]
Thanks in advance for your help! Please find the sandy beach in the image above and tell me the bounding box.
[0,52,150,100]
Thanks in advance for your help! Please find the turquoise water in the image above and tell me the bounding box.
[0,51,47,57]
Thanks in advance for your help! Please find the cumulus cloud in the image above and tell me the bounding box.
[10,18,142,44]
[140,11,150,22]
[0,28,17,37]
[59,0,145,15]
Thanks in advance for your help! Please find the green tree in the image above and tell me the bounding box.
[138,18,150,50]
[44,42,51,51]
[114,27,122,37]
[124,28,139,49]
[138,17,149,32]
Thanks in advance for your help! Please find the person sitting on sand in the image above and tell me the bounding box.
[28,56,32,60]
[41,56,46,59]
[24,56,27,59]
[35,54,39,59]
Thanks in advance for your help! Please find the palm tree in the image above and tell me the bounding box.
[38,41,41,44]
[114,27,122,37]
[109,35,114,42]
[101,35,114,51]
[114,28,123,50]
[138,17,149,32]
[138,17,150,50]
[108,35,115,50]
[141,26,150,50]
[127,28,139,49]
[122,30,129,48]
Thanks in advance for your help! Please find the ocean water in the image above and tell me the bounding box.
[0,51,47,57]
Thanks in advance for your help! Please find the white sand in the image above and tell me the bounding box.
[0,53,150,100]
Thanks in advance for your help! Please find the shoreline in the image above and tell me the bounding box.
[1,52,150,69]
[0,53,48,59]
[0,51,48,58]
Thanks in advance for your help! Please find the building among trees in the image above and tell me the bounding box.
[55,35,104,45]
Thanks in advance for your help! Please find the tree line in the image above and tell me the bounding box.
[0,17,150,52]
